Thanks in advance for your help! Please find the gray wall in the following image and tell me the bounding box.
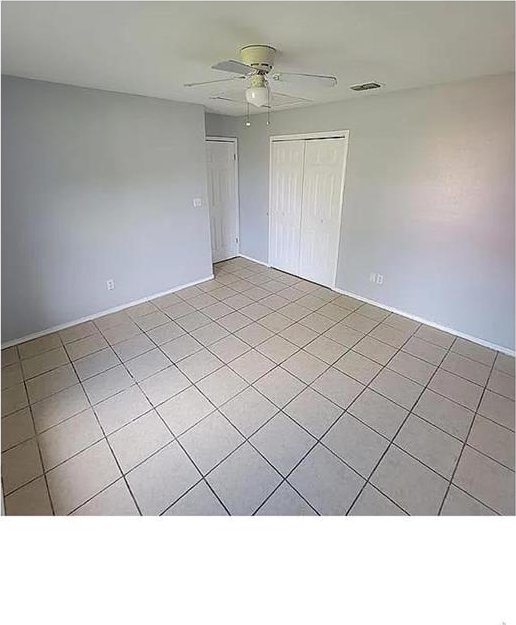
[206,74,515,350]
[2,76,213,343]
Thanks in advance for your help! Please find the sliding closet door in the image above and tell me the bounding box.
[269,140,305,275]
[299,138,346,287]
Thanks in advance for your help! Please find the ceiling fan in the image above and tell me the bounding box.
[184,45,337,109]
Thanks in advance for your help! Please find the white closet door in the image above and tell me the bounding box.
[269,140,305,275]
[206,140,238,263]
[299,138,346,287]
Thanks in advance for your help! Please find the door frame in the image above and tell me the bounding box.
[268,130,350,288]
[206,136,240,259]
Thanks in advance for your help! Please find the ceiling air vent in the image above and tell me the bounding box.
[349,82,383,92]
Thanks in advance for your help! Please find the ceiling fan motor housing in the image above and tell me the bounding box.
[240,45,276,73]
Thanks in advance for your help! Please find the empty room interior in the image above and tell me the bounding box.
[1,0,515,517]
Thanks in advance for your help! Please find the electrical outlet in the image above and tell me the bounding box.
[369,272,377,283]
[192,198,202,208]
[376,274,384,285]
[106,279,115,291]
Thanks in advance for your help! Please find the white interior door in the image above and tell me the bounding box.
[206,139,238,263]
[299,138,346,287]
[269,140,305,275]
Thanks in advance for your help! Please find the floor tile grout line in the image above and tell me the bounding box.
[339,325,461,515]
[65,350,144,516]
[437,352,501,515]
[3,260,513,515]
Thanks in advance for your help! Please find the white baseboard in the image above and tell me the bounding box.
[334,287,515,357]
[2,275,214,349]
[238,254,270,267]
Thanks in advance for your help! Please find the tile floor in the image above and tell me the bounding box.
[1,257,514,516]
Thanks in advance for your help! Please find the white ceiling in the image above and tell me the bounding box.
[2,1,514,115]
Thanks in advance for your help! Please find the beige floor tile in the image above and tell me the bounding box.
[177,285,203,300]
[157,386,216,436]
[255,482,316,516]
[324,323,364,348]
[109,410,173,473]
[278,302,311,322]
[24,364,73,404]
[94,310,131,331]
[126,301,159,319]
[488,369,515,400]
[334,351,382,385]
[1,407,35,451]
[112,333,156,360]
[323,413,389,478]
[190,322,229,346]
[162,301,196,320]
[369,324,409,349]
[220,387,278,437]
[65,333,108,361]
[348,484,406,516]
[262,294,291,311]
[370,369,423,410]
[370,446,448,515]
[304,335,348,365]
[102,320,142,345]
[151,292,181,309]
[332,294,362,311]
[187,293,218,310]
[258,312,293,333]
[2,438,43,494]
[235,322,274,347]
[72,478,139,515]
[82,365,133,405]
[254,367,306,408]
[284,388,342,438]
[4,476,53,515]
[38,408,103,470]
[348,388,408,439]
[295,294,326,312]
[477,390,515,431]
[125,348,171,382]
[312,368,364,410]
[413,389,474,440]
[146,321,185,346]
[179,411,244,474]
[94,385,152,435]
[138,366,190,407]
[206,443,282,515]
[197,366,247,407]
[318,302,350,322]
[217,311,253,332]
[279,323,319,348]
[451,337,496,366]
[32,384,89,433]
[176,311,211,333]
[251,412,315,476]
[415,325,455,349]
[387,350,436,385]
[402,336,447,365]
[441,352,491,386]
[229,349,275,383]
[176,348,224,382]
[394,414,462,478]
[209,335,250,363]
[240,302,272,321]
[298,312,335,334]
[468,416,515,470]
[160,334,203,363]
[383,314,420,334]
[428,369,483,411]
[18,333,62,360]
[164,481,228,516]
[203,302,234,320]
[2,346,19,368]
[289,444,364,515]
[355,304,390,322]
[353,336,397,366]
[341,312,379,334]
[2,362,23,390]
[282,350,327,384]
[74,348,119,381]
[440,485,496,516]
[135,310,170,332]
[453,446,514,515]
[494,353,515,377]
[21,346,69,379]
[257,335,299,364]
[46,440,121,515]
[126,441,201,515]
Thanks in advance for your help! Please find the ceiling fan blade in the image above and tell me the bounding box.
[271,72,337,88]
[184,76,246,88]
[211,59,254,75]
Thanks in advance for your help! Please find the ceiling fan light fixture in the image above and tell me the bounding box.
[245,85,269,107]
